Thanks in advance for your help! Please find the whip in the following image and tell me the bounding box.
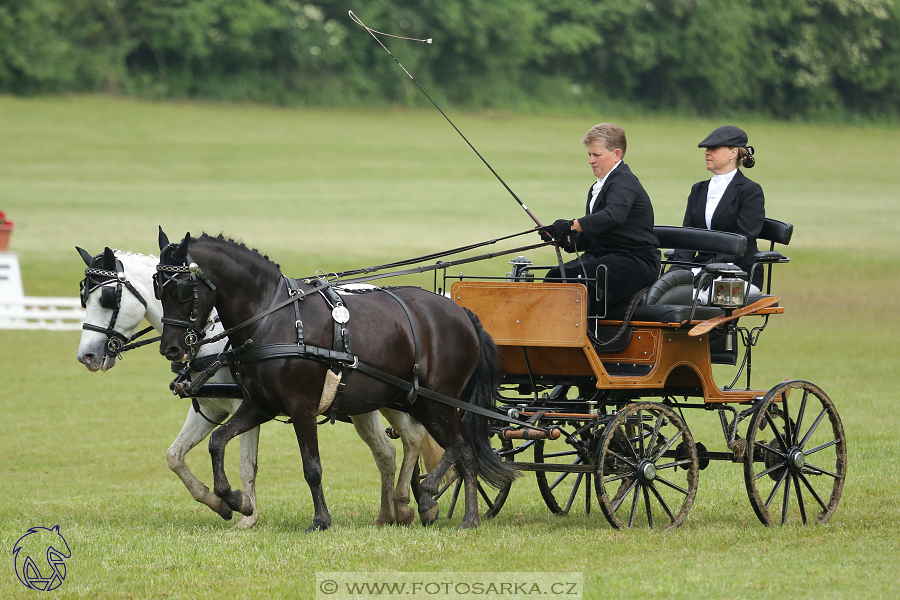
[349,11,544,229]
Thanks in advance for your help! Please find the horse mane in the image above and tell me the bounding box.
[195,233,281,271]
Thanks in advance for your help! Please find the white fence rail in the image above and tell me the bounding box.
[0,297,85,331]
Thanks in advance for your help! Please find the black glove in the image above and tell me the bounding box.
[549,219,574,240]
[538,227,554,243]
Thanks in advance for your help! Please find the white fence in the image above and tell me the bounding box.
[0,252,85,330]
[0,297,85,330]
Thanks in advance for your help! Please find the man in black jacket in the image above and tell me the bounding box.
[542,123,660,316]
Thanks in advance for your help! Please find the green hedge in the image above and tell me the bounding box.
[1,0,897,119]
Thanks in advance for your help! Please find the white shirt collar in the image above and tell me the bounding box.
[589,160,621,212]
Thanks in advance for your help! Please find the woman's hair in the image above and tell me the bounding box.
[583,123,627,157]
[737,145,756,169]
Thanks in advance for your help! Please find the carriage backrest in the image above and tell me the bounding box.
[654,226,747,257]
[758,218,793,247]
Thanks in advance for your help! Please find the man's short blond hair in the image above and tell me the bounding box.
[583,123,627,157]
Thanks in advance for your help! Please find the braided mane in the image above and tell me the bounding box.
[195,233,281,270]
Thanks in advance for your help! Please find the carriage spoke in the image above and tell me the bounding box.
[751,438,788,459]
[606,450,637,469]
[446,478,462,519]
[477,481,495,511]
[650,411,665,450]
[654,475,689,496]
[603,472,634,485]
[781,472,792,525]
[799,409,827,450]
[764,410,789,454]
[798,472,829,512]
[648,483,676,523]
[637,410,647,457]
[764,469,788,508]
[655,459,693,471]
[651,432,682,463]
[564,473,584,514]
[794,390,809,446]
[805,438,839,456]
[802,463,840,479]
[643,485,654,528]
[610,478,638,512]
[754,460,788,482]
[792,473,807,524]
[782,392,792,449]
[548,461,580,492]
[627,485,640,528]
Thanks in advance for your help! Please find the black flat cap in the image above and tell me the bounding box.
[698,125,748,148]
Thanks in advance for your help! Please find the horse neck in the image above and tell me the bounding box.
[193,244,281,344]
[117,252,163,331]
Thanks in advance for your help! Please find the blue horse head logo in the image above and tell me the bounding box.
[12,525,71,591]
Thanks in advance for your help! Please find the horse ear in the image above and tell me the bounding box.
[103,247,116,269]
[158,226,170,251]
[173,233,190,261]
[76,246,93,267]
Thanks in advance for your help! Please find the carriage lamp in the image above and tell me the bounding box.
[507,256,534,282]
[711,277,747,309]
[704,263,747,309]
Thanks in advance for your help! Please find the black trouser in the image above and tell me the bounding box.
[545,247,660,315]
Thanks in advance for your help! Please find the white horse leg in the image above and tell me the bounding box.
[381,408,436,526]
[232,424,260,530]
[351,411,397,526]
[166,405,234,521]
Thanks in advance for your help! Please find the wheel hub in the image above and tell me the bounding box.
[789,448,805,471]
[638,461,657,482]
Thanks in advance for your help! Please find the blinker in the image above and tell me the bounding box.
[177,278,194,303]
[100,286,118,309]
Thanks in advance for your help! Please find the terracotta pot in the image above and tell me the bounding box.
[0,224,12,251]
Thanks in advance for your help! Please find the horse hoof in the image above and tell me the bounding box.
[305,520,330,533]
[458,519,480,530]
[238,492,255,517]
[419,503,439,526]
[232,514,259,531]
[396,505,416,526]
[215,505,234,521]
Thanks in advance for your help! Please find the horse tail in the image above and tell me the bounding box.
[460,308,520,489]
[419,432,445,474]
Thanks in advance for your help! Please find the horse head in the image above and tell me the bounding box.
[75,246,151,372]
[156,229,219,362]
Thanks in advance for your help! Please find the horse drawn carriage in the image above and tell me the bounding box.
[78,215,845,532]
[418,217,846,529]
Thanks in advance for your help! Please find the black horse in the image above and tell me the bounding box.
[155,230,518,531]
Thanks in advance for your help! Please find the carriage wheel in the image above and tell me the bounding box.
[534,435,596,516]
[411,436,515,520]
[743,380,846,526]
[595,403,699,530]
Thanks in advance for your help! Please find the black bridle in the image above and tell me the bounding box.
[80,256,155,358]
[154,249,218,357]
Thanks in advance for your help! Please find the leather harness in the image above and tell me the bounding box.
[161,262,545,431]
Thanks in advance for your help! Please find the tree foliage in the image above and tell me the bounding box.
[0,0,896,118]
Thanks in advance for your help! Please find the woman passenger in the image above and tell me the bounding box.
[670,125,765,297]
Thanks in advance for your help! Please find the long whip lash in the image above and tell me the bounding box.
[349,10,544,228]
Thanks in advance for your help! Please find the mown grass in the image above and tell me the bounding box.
[1,95,898,599]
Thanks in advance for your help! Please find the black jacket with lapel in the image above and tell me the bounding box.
[671,169,765,288]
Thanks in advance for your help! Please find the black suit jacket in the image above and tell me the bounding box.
[671,169,765,288]
[573,162,658,253]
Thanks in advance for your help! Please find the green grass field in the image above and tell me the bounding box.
[1,95,898,599]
